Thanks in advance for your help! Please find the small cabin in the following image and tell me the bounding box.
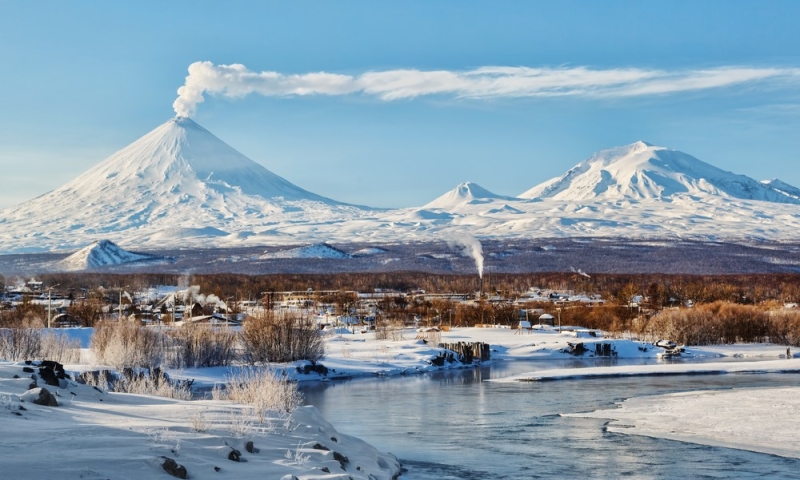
[538,313,555,326]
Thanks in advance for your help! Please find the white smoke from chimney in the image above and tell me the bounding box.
[570,266,591,278]
[448,234,484,278]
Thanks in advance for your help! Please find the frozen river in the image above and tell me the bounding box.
[303,359,800,479]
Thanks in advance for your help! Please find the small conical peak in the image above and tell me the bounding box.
[452,182,499,199]
[455,181,479,195]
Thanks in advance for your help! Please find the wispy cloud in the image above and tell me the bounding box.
[173,61,800,117]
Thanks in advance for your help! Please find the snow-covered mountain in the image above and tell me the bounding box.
[0,117,371,253]
[57,239,157,271]
[519,141,800,204]
[2,129,800,257]
[762,179,800,201]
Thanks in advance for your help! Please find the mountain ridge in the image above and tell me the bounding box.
[1,121,799,255]
[518,141,800,204]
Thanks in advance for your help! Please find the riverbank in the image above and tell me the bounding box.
[31,326,800,474]
[60,325,796,386]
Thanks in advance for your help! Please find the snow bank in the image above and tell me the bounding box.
[493,358,800,382]
[570,386,800,459]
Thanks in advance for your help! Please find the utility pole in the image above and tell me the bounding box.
[47,284,60,329]
[118,285,129,321]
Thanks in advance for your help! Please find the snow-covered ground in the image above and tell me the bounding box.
[0,361,401,480]
[37,325,800,469]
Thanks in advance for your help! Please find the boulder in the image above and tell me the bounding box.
[37,366,60,387]
[21,387,58,407]
[333,451,349,469]
[227,448,241,462]
[161,457,187,479]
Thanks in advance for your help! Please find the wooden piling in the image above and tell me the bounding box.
[438,342,491,363]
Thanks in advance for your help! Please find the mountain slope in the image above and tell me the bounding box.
[762,179,800,201]
[519,141,800,204]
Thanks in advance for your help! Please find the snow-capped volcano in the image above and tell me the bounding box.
[519,141,800,204]
[0,117,371,253]
[51,116,335,203]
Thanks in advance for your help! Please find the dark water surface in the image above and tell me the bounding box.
[302,360,800,479]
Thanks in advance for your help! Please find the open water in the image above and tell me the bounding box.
[302,359,800,479]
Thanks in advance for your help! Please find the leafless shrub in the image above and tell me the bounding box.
[375,320,405,341]
[241,311,324,364]
[766,309,800,347]
[167,323,238,368]
[38,330,80,364]
[113,371,192,400]
[189,409,211,433]
[640,302,774,345]
[91,320,167,369]
[0,318,79,363]
[0,327,41,361]
[215,368,303,424]
[224,407,255,438]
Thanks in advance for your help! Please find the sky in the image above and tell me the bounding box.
[1,1,799,209]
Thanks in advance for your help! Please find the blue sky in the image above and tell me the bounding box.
[1,1,799,209]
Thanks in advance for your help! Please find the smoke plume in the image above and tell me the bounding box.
[172,61,800,117]
[570,266,591,278]
[448,234,484,278]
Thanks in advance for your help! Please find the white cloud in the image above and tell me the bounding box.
[173,61,800,117]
